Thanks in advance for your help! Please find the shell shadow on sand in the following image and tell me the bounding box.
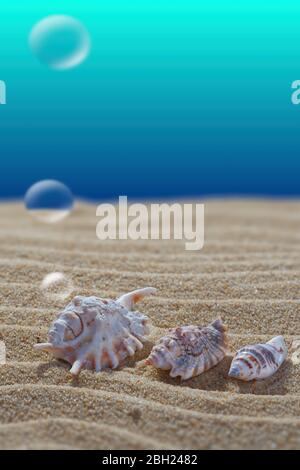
[133,354,294,396]
[36,337,155,386]
[36,340,294,396]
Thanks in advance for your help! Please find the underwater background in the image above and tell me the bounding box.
[0,1,300,200]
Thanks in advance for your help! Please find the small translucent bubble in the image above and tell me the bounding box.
[29,15,91,70]
[25,180,74,223]
[41,272,74,301]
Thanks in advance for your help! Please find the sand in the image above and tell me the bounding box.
[1,199,300,449]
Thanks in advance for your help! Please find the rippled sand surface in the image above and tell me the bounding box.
[1,199,300,449]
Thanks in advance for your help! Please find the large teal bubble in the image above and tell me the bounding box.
[29,15,91,70]
[25,180,74,223]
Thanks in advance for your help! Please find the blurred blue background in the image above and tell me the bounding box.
[0,1,300,200]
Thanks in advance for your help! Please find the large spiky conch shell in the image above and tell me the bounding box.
[228,336,287,381]
[145,318,228,380]
[34,287,156,376]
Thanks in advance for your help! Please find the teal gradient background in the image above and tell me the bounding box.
[0,1,299,199]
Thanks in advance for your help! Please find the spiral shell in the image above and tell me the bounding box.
[34,287,156,376]
[146,318,228,380]
[228,336,287,381]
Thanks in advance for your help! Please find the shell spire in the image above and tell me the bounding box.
[228,335,288,381]
[146,318,228,380]
[34,287,156,376]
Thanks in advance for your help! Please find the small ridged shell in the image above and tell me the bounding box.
[34,287,156,376]
[146,318,228,380]
[228,336,287,381]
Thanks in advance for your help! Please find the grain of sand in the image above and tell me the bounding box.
[1,199,300,449]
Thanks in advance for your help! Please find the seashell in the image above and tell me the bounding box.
[145,318,228,380]
[34,287,156,376]
[228,336,287,381]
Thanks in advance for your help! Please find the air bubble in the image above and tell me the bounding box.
[25,180,74,223]
[29,15,90,70]
[41,272,74,301]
